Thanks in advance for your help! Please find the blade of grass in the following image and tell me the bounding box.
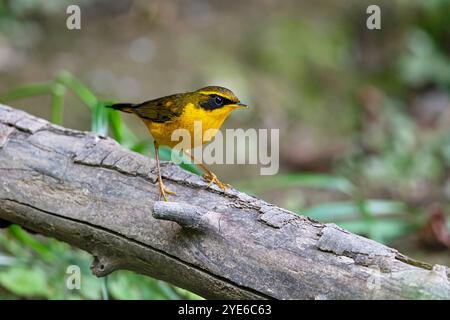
[179,159,202,175]
[92,101,109,135]
[50,83,65,125]
[108,109,141,147]
[130,137,201,174]
[8,225,53,262]
[119,125,140,147]
[158,146,202,175]
[0,82,53,102]
[55,71,98,110]
[107,108,123,143]
[54,72,139,145]
[101,276,109,300]
[130,141,152,154]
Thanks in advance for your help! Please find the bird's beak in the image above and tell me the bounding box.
[229,103,248,109]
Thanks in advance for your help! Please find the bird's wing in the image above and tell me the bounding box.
[132,94,185,123]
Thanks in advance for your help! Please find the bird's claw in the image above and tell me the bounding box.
[158,181,176,202]
[203,172,230,191]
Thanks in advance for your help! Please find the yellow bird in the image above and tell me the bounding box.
[107,86,247,201]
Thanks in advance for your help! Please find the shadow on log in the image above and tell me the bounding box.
[0,104,449,299]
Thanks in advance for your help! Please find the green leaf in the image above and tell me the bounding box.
[302,201,359,221]
[238,173,355,194]
[0,266,50,298]
[108,271,174,300]
[156,281,181,300]
[338,218,413,244]
[67,265,102,300]
[301,199,406,221]
[8,225,53,262]
[174,287,204,300]
[364,199,407,216]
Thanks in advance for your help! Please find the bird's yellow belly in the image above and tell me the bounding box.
[145,103,232,149]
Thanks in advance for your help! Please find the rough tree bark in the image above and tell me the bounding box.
[0,104,449,300]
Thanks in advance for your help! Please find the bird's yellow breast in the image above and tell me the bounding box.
[145,103,234,149]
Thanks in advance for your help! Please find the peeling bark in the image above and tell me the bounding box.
[0,104,449,300]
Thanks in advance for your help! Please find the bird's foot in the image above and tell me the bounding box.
[158,180,176,201]
[203,172,230,191]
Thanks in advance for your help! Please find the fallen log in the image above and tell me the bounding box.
[0,104,449,299]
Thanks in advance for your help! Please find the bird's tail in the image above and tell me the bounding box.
[106,103,135,113]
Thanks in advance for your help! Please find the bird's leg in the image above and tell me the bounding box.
[154,142,176,201]
[183,150,230,190]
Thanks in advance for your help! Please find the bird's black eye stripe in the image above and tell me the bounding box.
[200,94,233,110]
[211,94,231,106]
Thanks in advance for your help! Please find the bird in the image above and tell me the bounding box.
[107,86,247,201]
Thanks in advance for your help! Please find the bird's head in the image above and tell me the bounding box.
[193,86,247,112]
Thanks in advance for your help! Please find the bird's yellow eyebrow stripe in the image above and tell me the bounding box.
[197,91,232,99]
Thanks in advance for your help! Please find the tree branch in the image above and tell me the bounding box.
[0,104,449,299]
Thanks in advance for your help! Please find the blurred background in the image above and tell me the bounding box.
[0,0,449,299]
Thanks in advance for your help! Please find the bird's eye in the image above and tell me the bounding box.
[214,95,223,105]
